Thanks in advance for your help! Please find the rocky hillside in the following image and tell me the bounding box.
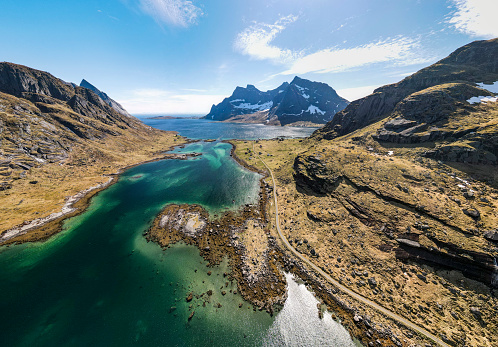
[80,79,131,117]
[0,62,181,236]
[204,76,348,126]
[314,38,498,135]
[230,38,498,346]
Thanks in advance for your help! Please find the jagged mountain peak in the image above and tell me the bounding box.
[204,77,348,126]
[79,79,131,117]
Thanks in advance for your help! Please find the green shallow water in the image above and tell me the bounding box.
[0,141,359,347]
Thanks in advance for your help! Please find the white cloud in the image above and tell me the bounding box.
[138,0,203,27]
[118,89,225,114]
[447,0,498,38]
[234,15,299,63]
[281,37,427,75]
[235,17,429,77]
[337,85,383,102]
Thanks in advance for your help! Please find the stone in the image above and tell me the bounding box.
[470,307,482,319]
[462,208,480,219]
[368,277,377,287]
[483,229,498,242]
[463,191,475,199]
[417,274,427,282]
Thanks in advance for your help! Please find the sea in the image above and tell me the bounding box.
[0,117,361,346]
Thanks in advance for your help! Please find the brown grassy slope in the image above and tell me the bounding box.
[232,114,498,346]
[0,91,184,240]
[315,38,498,140]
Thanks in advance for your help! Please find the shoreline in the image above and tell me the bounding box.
[1,137,409,345]
[0,141,196,246]
[145,140,389,345]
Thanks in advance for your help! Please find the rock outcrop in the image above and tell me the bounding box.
[0,62,153,193]
[313,38,498,140]
[204,76,348,126]
[80,79,131,117]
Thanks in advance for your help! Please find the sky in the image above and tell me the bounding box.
[1,0,497,115]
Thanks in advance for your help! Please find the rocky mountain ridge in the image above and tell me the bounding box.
[80,79,131,117]
[314,38,498,137]
[313,38,498,166]
[204,76,349,126]
[0,62,161,192]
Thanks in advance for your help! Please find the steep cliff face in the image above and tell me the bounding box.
[204,76,348,125]
[314,38,498,140]
[270,77,349,125]
[80,79,131,117]
[0,62,157,192]
[0,62,74,102]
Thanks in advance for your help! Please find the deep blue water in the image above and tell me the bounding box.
[139,117,318,140]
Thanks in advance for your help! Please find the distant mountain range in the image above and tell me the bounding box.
[204,76,349,126]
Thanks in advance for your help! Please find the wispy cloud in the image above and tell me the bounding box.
[119,88,225,114]
[138,0,203,28]
[281,37,428,75]
[234,15,299,63]
[447,0,498,38]
[235,17,429,77]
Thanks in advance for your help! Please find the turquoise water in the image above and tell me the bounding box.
[0,141,358,346]
[140,117,318,140]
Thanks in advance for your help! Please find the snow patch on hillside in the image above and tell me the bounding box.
[234,101,273,111]
[467,81,498,104]
[467,96,498,104]
[307,105,325,115]
[477,81,498,93]
[295,84,310,99]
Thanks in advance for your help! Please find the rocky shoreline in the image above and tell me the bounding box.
[145,141,426,346]
[145,161,289,314]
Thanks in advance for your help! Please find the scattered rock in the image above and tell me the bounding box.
[186,292,193,302]
[462,208,480,219]
[368,277,377,287]
[470,307,482,319]
[483,229,498,242]
[463,191,475,199]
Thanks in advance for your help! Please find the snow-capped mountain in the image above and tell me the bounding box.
[204,77,349,126]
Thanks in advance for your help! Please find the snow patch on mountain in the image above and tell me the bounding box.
[295,84,310,99]
[467,96,498,104]
[234,101,273,111]
[477,81,498,93]
[307,105,325,115]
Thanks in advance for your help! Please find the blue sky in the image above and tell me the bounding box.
[1,0,497,114]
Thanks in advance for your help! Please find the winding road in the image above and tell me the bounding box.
[255,145,449,347]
